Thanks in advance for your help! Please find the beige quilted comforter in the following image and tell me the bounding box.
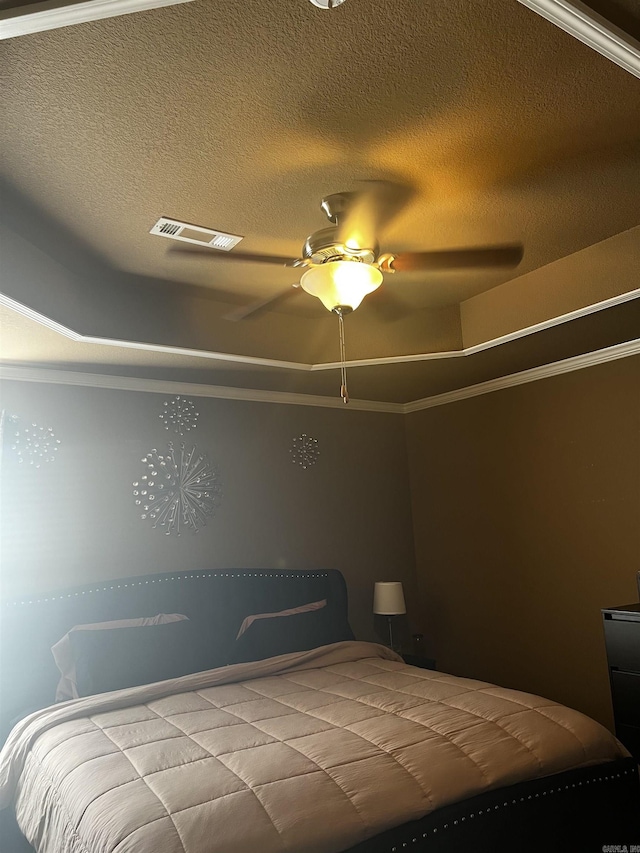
[0,642,627,853]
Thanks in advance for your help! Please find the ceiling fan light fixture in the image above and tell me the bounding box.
[309,0,347,8]
[300,260,383,313]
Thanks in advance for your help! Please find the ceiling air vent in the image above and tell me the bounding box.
[150,217,243,251]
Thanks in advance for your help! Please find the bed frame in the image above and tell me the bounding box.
[1,569,638,853]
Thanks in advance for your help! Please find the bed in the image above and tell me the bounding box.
[0,569,637,853]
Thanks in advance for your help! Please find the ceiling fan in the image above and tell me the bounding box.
[167,181,524,318]
[166,181,524,401]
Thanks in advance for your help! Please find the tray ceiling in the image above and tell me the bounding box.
[1,0,639,404]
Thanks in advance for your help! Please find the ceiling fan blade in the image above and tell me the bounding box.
[388,244,524,272]
[337,180,415,252]
[168,245,299,266]
[224,284,302,321]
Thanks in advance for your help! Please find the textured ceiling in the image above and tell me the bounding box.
[1,0,639,402]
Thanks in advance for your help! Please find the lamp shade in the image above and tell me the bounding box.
[373,582,406,615]
[300,260,383,312]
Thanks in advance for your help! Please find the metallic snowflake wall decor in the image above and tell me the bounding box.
[290,434,320,469]
[159,396,199,435]
[133,442,222,535]
[7,415,61,467]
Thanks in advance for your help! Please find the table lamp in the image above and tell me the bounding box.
[373,581,406,651]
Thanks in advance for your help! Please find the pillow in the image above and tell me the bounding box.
[52,614,189,701]
[236,599,327,639]
[231,604,354,664]
[69,619,211,698]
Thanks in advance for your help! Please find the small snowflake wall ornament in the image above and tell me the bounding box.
[159,396,199,436]
[8,415,61,467]
[290,434,320,469]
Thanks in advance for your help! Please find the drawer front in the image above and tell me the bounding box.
[603,618,640,672]
[611,671,640,726]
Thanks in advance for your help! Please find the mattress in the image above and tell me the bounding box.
[0,641,627,853]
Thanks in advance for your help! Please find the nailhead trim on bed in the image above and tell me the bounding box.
[4,572,330,607]
[387,769,635,850]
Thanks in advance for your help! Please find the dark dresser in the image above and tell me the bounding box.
[602,603,640,760]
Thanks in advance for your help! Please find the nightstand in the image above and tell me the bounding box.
[602,603,640,760]
[402,653,436,670]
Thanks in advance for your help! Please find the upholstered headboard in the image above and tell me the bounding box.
[0,569,352,744]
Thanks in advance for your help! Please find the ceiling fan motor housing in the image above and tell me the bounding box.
[302,226,378,266]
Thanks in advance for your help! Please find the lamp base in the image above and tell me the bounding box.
[387,616,402,653]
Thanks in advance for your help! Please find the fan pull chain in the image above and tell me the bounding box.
[338,310,349,404]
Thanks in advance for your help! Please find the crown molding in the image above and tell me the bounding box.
[2,338,639,414]
[404,338,640,413]
[0,364,403,413]
[0,0,194,40]
[3,0,638,74]
[2,288,639,374]
[314,287,640,370]
[0,293,311,372]
[517,0,640,79]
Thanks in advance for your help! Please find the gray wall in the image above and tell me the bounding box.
[0,380,417,641]
[2,355,639,729]
[405,354,640,728]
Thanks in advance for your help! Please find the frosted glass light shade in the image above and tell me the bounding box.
[373,582,406,615]
[300,261,383,312]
